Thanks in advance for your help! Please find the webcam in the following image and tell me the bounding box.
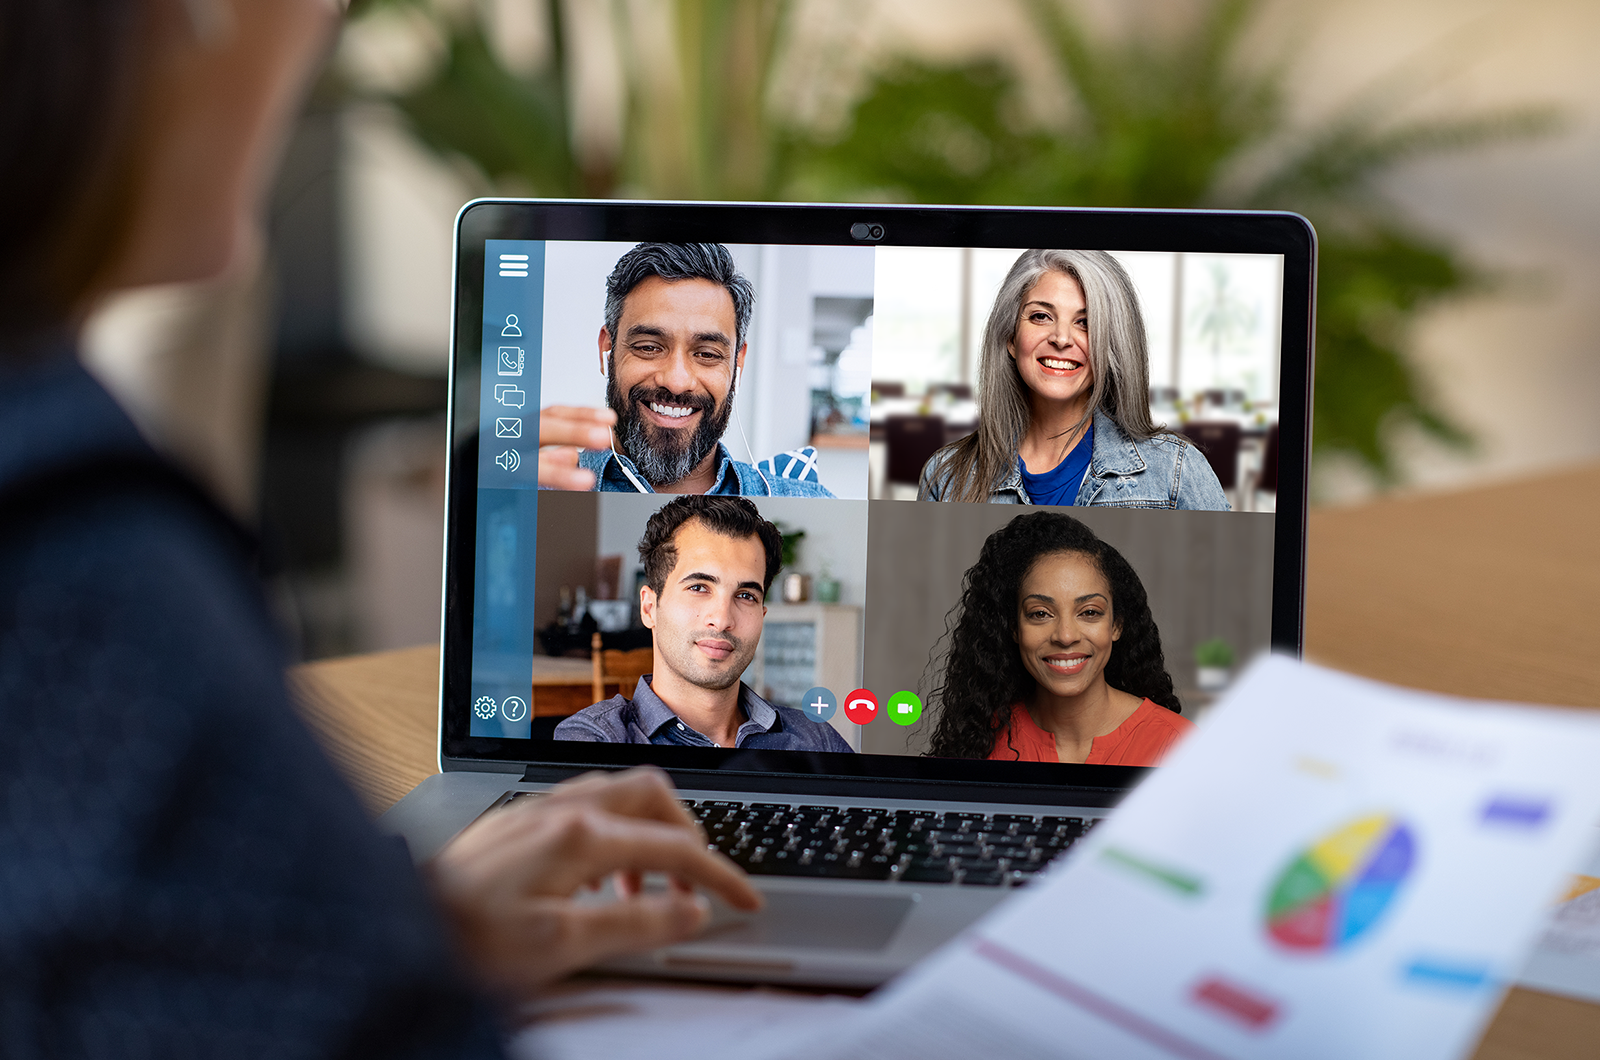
[850,222,885,241]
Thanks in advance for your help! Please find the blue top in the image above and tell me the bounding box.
[554,675,854,752]
[576,442,836,497]
[1017,424,1094,507]
[0,340,501,1057]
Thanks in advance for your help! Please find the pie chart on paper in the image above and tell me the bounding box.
[1265,813,1416,952]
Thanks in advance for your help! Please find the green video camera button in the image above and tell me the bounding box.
[887,691,922,726]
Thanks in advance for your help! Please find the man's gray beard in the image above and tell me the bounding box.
[618,414,716,487]
[609,376,736,488]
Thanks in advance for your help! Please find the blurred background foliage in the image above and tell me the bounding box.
[343,0,1560,485]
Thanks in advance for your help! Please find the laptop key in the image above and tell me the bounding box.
[942,811,988,824]
[933,843,984,858]
[961,870,1006,887]
[900,862,956,884]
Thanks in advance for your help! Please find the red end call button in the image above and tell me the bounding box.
[843,689,879,725]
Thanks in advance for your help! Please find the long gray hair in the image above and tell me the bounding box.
[932,249,1162,503]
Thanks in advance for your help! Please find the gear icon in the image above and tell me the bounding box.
[473,696,498,720]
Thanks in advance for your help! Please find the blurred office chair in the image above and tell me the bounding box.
[1250,423,1280,512]
[591,631,654,704]
[871,380,906,398]
[927,382,973,400]
[885,414,947,494]
[1200,388,1247,408]
[1180,421,1242,504]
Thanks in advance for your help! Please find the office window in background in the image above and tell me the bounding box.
[872,248,964,396]
[1180,254,1283,405]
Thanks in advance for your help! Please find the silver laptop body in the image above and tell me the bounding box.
[380,199,1316,987]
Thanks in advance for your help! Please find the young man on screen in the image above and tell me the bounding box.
[555,497,852,751]
[538,243,835,497]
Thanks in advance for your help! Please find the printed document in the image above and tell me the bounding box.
[784,657,1600,1060]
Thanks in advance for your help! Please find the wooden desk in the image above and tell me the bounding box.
[290,462,1600,1060]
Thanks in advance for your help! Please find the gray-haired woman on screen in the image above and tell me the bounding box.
[919,249,1229,509]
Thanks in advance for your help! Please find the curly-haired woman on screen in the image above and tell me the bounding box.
[919,249,1229,509]
[927,511,1194,765]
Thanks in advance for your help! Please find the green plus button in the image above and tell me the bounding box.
[887,691,922,726]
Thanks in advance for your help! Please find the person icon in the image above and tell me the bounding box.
[502,314,522,338]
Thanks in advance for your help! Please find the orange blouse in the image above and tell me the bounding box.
[989,698,1194,766]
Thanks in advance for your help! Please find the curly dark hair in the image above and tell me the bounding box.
[925,510,1180,760]
[638,495,783,596]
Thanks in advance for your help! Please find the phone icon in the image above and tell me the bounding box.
[497,346,524,376]
[843,689,879,725]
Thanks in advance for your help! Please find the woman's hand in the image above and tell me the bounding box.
[426,767,761,1002]
[538,406,617,489]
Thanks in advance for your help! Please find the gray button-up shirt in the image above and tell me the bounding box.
[553,676,854,752]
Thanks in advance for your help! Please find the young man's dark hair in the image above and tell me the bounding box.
[603,243,756,352]
[639,495,783,595]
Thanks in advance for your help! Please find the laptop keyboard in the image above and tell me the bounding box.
[687,800,1096,887]
[503,792,1099,886]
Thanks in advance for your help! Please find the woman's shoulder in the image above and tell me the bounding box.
[1088,410,1229,511]
[1133,698,1197,733]
[1088,698,1194,766]
[920,438,1028,503]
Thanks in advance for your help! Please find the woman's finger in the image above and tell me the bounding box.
[551,891,712,976]
[542,810,762,912]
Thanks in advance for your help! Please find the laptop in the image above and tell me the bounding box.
[379,199,1316,987]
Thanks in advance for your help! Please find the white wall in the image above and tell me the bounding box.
[340,105,467,376]
[539,239,636,409]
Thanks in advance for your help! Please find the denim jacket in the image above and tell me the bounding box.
[918,409,1231,510]
[577,442,836,497]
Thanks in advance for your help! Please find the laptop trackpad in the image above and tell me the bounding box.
[699,892,913,951]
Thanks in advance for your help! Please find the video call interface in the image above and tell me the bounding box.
[467,238,1283,769]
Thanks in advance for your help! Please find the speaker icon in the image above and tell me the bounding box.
[495,449,521,472]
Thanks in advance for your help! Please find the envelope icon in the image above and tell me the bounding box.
[495,417,522,439]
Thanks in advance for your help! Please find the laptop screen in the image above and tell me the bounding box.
[443,202,1312,798]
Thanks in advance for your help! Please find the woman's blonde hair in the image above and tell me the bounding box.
[930,249,1162,503]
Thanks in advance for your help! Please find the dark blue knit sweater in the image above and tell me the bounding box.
[0,339,503,1059]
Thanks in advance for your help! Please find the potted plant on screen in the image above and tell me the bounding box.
[1195,638,1236,692]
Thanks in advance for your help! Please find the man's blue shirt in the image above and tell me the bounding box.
[554,675,855,752]
[576,442,835,497]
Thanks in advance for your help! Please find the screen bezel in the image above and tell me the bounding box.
[440,199,1316,798]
